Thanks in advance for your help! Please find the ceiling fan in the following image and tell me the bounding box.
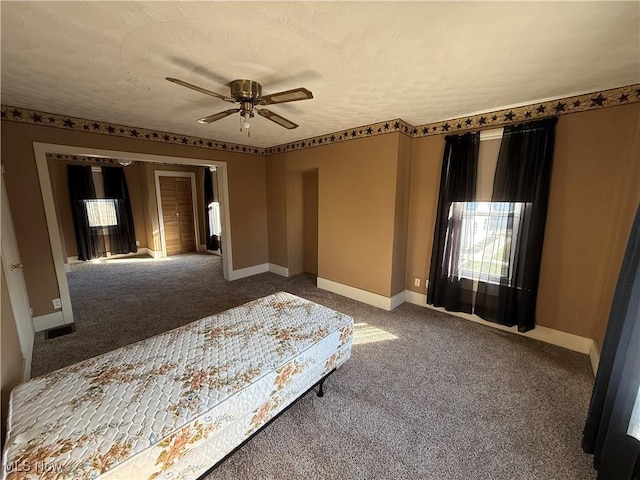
[166,77,313,136]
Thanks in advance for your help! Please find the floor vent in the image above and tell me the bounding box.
[45,324,75,340]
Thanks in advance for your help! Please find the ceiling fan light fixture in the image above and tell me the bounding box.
[167,76,310,133]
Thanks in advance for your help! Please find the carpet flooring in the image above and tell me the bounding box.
[30,253,597,479]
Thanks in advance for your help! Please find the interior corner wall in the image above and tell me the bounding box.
[302,170,319,275]
[0,121,269,317]
[267,134,401,296]
[390,134,412,296]
[286,171,305,276]
[404,102,640,343]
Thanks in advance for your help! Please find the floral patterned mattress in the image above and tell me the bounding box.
[2,292,353,480]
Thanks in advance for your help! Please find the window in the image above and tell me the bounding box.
[84,199,118,228]
[207,201,222,237]
[455,201,525,284]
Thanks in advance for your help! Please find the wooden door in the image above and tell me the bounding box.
[159,176,196,256]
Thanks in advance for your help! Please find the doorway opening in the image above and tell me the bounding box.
[33,143,236,331]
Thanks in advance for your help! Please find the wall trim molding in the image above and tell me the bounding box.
[315,280,597,356]
[21,357,30,384]
[389,291,405,310]
[268,263,289,277]
[228,263,269,281]
[33,311,66,332]
[403,289,595,355]
[317,277,397,311]
[3,84,637,157]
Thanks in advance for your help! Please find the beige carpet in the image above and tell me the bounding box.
[30,253,596,479]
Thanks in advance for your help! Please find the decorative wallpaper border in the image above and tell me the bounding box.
[2,83,638,157]
[264,119,414,155]
[1,106,267,156]
[410,83,640,138]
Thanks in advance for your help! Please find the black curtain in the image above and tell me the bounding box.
[427,132,479,312]
[204,168,219,251]
[67,165,105,261]
[102,166,137,255]
[474,118,557,332]
[582,204,640,480]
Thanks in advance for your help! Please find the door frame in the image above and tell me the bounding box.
[1,170,35,381]
[33,143,235,331]
[154,171,200,257]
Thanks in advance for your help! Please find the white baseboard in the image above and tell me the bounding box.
[228,263,269,281]
[389,291,405,310]
[588,343,600,377]
[317,277,397,311]
[403,289,595,355]
[268,263,289,277]
[33,311,67,332]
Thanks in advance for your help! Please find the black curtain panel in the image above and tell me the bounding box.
[427,132,479,313]
[474,118,557,332]
[67,165,105,261]
[102,166,137,255]
[583,204,640,480]
[203,168,219,251]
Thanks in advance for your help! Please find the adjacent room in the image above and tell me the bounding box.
[1,2,639,480]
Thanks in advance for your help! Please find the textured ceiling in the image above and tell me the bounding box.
[2,1,639,148]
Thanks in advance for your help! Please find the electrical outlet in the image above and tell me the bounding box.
[52,298,62,309]
[414,277,421,287]
[136,240,140,246]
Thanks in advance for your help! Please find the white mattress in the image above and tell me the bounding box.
[2,292,353,480]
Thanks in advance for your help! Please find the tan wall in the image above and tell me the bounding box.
[1,121,269,317]
[267,134,401,296]
[405,135,446,292]
[48,161,149,257]
[390,134,413,296]
[537,103,640,346]
[404,103,640,343]
[1,266,24,446]
[286,171,305,276]
[303,170,319,275]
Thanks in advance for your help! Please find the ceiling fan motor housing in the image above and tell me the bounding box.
[230,79,262,102]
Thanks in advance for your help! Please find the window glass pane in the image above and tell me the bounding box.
[85,199,118,227]
[208,201,222,236]
[455,201,524,284]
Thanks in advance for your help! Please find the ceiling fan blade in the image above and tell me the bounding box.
[197,108,240,124]
[257,109,299,129]
[260,87,313,105]
[166,77,233,102]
